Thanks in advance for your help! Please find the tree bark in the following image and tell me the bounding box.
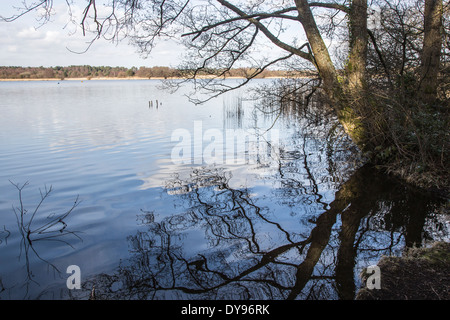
[420,0,443,104]
[294,0,341,100]
[342,0,369,151]
[346,0,368,93]
[294,0,370,151]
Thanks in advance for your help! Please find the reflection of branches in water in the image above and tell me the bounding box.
[79,167,345,300]
[73,168,309,299]
[173,168,307,250]
[251,77,334,127]
[73,161,445,300]
[7,181,82,295]
[247,78,361,195]
[62,83,446,299]
[0,225,10,246]
[272,126,355,224]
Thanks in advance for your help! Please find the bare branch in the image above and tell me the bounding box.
[216,0,314,63]
[0,0,52,23]
[187,52,297,104]
[309,2,350,14]
[367,28,393,86]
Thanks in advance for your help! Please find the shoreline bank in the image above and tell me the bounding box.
[0,75,309,82]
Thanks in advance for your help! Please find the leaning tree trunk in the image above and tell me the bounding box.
[294,0,341,100]
[295,0,370,151]
[420,0,443,104]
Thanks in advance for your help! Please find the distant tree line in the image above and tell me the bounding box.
[0,65,306,80]
[0,66,128,79]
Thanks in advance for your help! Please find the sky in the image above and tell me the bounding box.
[0,1,331,69]
[0,1,183,68]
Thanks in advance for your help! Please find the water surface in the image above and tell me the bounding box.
[0,79,447,299]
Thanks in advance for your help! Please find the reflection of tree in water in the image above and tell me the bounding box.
[72,86,446,300]
[76,163,445,300]
[76,85,445,300]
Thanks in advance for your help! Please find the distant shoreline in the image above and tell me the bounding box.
[0,77,156,82]
[0,75,308,82]
[0,66,315,82]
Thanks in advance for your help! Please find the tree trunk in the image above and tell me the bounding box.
[420,0,443,104]
[342,0,369,151]
[295,0,369,151]
[346,0,368,94]
[294,0,341,100]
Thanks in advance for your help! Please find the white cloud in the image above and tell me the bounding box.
[17,27,45,40]
[43,30,63,43]
[0,2,182,67]
[7,45,17,52]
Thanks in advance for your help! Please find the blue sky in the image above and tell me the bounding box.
[0,1,183,68]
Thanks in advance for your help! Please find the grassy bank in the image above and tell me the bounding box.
[356,242,450,300]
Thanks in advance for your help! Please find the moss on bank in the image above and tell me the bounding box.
[356,242,450,300]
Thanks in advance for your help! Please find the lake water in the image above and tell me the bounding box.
[0,79,447,300]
